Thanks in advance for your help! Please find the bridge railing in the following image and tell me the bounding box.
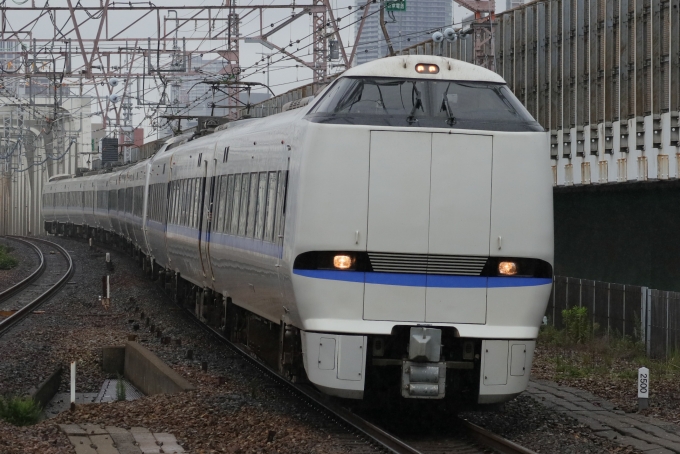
[546,276,680,359]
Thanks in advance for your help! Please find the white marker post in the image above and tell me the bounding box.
[101,275,110,309]
[638,366,649,410]
[70,361,76,411]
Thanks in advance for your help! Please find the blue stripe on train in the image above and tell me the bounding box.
[292,269,552,288]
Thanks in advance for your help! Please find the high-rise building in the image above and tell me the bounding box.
[505,0,523,10]
[354,0,453,65]
[176,56,270,118]
[177,56,232,117]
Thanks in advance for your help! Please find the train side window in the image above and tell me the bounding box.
[151,185,157,221]
[168,183,175,224]
[164,183,169,222]
[192,178,199,228]
[197,178,203,229]
[183,180,190,226]
[255,172,267,240]
[177,181,183,225]
[156,184,159,220]
[165,184,170,223]
[158,185,163,221]
[238,174,250,236]
[150,185,155,221]
[172,181,179,225]
[148,186,152,220]
[177,180,185,225]
[193,179,198,227]
[188,179,194,228]
[213,176,223,232]
[193,178,200,228]
[187,179,194,227]
[264,172,278,242]
[274,171,287,241]
[246,173,259,238]
[213,176,222,231]
[230,174,241,235]
[183,179,190,226]
[218,176,227,232]
[225,175,235,233]
[180,180,186,225]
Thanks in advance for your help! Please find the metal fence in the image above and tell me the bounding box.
[547,276,680,358]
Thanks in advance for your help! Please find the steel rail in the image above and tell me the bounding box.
[461,419,538,454]
[0,236,45,304]
[0,237,73,336]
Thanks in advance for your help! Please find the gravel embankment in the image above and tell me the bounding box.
[0,237,40,293]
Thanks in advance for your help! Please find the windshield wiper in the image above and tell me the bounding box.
[407,84,423,124]
[440,84,457,126]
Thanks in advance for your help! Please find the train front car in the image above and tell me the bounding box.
[288,56,553,404]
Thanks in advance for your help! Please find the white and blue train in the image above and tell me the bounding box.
[42,55,553,405]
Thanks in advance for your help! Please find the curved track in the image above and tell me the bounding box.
[0,236,45,301]
[0,236,73,336]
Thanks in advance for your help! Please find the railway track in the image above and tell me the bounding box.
[164,285,536,454]
[0,236,73,336]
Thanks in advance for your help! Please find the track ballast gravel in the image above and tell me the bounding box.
[0,237,40,294]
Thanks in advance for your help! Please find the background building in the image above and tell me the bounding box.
[354,0,453,65]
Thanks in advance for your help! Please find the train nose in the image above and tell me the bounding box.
[364,131,493,324]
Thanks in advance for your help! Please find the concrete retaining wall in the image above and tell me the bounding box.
[31,366,63,408]
[123,341,195,395]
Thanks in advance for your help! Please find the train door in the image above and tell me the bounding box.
[363,131,492,324]
[364,131,431,322]
[198,147,217,285]
[425,133,492,324]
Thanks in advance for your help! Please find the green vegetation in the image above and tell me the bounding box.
[562,306,591,344]
[0,244,18,270]
[0,396,41,426]
[538,307,647,381]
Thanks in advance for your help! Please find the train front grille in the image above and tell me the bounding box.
[367,252,487,275]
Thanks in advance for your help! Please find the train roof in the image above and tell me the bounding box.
[342,55,505,84]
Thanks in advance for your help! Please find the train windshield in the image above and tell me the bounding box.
[306,77,542,132]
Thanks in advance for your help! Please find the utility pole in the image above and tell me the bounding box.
[379,0,395,57]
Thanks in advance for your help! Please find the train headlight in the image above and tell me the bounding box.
[415,64,439,74]
[333,255,353,270]
[498,261,518,276]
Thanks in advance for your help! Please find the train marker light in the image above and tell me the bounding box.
[416,64,439,74]
[498,261,518,276]
[333,255,353,270]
